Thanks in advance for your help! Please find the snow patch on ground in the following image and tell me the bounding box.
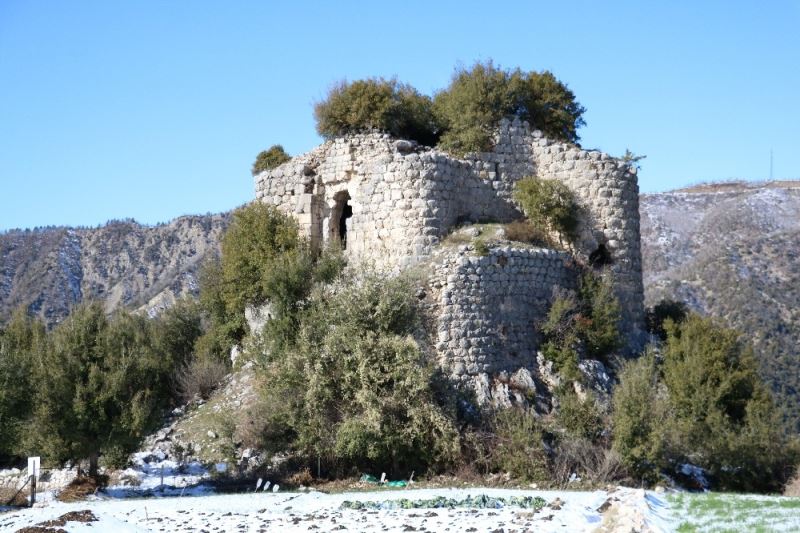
[0,487,671,532]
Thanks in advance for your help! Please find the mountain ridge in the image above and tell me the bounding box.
[0,213,229,326]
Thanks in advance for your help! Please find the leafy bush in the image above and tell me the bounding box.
[194,202,306,362]
[312,62,584,155]
[256,272,459,477]
[221,202,302,315]
[314,78,440,146]
[251,145,290,176]
[578,272,622,359]
[612,315,795,492]
[611,349,668,483]
[540,289,582,380]
[540,271,621,379]
[514,177,580,245]
[488,407,550,482]
[150,300,204,391]
[555,388,605,443]
[195,258,242,362]
[433,61,585,155]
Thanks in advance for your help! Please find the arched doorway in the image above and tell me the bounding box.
[330,191,353,249]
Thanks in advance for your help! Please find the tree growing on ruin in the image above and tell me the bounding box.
[433,61,586,155]
[251,145,291,176]
[540,271,621,379]
[513,176,580,245]
[314,78,440,146]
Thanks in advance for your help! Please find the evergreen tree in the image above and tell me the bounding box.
[611,314,794,491]
[433,61,586,155]
[26,304,176,474]
[660,314,791,491]
[611,349,668,483]
[0,308,46,461]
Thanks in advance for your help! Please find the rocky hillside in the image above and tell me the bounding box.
[640,181,800,429]
[0,214,228,326]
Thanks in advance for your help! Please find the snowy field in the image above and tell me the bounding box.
[0,486,671,532]
[668,492,800,532]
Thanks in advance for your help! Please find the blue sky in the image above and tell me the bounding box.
[1,1,798,230]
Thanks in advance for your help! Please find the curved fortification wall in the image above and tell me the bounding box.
[426,246,577,387]
[255,119,645,362]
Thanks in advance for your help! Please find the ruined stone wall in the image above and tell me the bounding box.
[426,246,577,395]
[479,119,646,349]
[254,118,645,351]
[253,134,515,270]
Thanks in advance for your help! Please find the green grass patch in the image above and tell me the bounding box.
[341,494,547,511]
[668,492,800,532]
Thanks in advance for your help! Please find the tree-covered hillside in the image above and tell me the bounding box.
[640,181,800,430]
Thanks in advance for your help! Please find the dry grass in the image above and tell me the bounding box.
[784,468,800,496]
[176,357,228,402]
[56,476,105,503]
[286,467,314,488]
[550,439,629,489]
[0,485,29,506]
[504,220,550,246]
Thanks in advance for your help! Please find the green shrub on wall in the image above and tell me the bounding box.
[540,271,621,380]
[251,145,290,176]
[433,61,586,155]
[513,176,580,245]
[312,62,585,156]
[314,78,440,146]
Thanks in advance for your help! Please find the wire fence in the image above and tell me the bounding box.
[1,468,59,507]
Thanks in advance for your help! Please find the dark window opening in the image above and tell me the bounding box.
[589,244,612,268]
[334,192,353,249]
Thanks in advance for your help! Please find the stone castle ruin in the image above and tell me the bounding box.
[255,118,645,405]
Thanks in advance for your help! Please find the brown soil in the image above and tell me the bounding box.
[40,510,98,526]
[15,510,97,533]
